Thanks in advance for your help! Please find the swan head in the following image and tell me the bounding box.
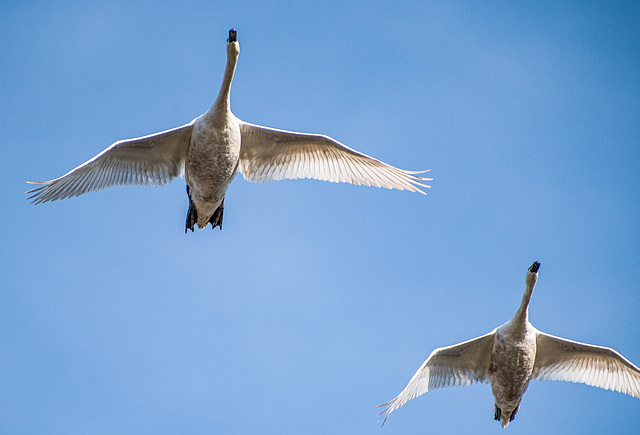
[525,261,540,288]
[227,28,237,43]
[528,261,540,274]
[227,28,240,58]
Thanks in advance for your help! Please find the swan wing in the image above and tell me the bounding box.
[532,332,640,398]
[238,122,431,193]
[377,331,495,425]
[27,122,194,204]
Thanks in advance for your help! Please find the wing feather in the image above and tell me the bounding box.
[27,122,194,204]
[532,332,640,398]
[238,122,431,193]
[377,331,495,425]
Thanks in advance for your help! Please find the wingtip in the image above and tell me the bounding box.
[25,180,51,203]
[406,171,433,194]
[409,182,431,195]
[26,185,46,204]
[375,399,396,427]
[405,168,432,175]
[376,406,391,427]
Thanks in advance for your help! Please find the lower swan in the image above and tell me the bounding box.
[378,261,640,428]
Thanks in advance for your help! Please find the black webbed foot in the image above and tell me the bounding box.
[509,406,519,422]
[494,405,501,421]
[208,198,224,230]
[185,185,197,233]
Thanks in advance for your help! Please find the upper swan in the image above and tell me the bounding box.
[27,29,431,232]
[378,261,640,428]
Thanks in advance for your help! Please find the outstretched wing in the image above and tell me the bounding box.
[377,331,495,425]
[27,122,194,204]
[238,122,431,193]
[532,332,640,398]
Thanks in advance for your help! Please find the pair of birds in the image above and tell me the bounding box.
[28,29,640,428]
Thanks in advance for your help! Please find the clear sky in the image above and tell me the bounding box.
[2,1,639,434]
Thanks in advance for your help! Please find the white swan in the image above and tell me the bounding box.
[27,29,431,232]
[378,261,640,428]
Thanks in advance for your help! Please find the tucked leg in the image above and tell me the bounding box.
[185,185,197,233]
[494,405,501,421]
[208,198,225,230]
[509,406,519,422]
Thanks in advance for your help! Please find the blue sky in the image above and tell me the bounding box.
[2,1,639,434]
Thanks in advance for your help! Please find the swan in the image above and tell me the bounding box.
[27,29,431,232]
[378,261,640,428]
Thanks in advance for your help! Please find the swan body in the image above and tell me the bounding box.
[378,262,640,428]
[27,29,431,232]
[185,32,241,230]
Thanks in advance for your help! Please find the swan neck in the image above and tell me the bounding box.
[513,283,534,325]
[213,46,238,112]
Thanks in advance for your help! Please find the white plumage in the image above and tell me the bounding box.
[27,29,430,232]
[378,262,640,428]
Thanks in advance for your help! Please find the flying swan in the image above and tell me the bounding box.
[27,29,431,232]
[378,262,640,428]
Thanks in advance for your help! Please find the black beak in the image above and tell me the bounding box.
[228,29,237,42]
[529,261,541,273]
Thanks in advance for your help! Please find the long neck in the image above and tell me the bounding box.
[512,281,534,327]
[212,46,238,113]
